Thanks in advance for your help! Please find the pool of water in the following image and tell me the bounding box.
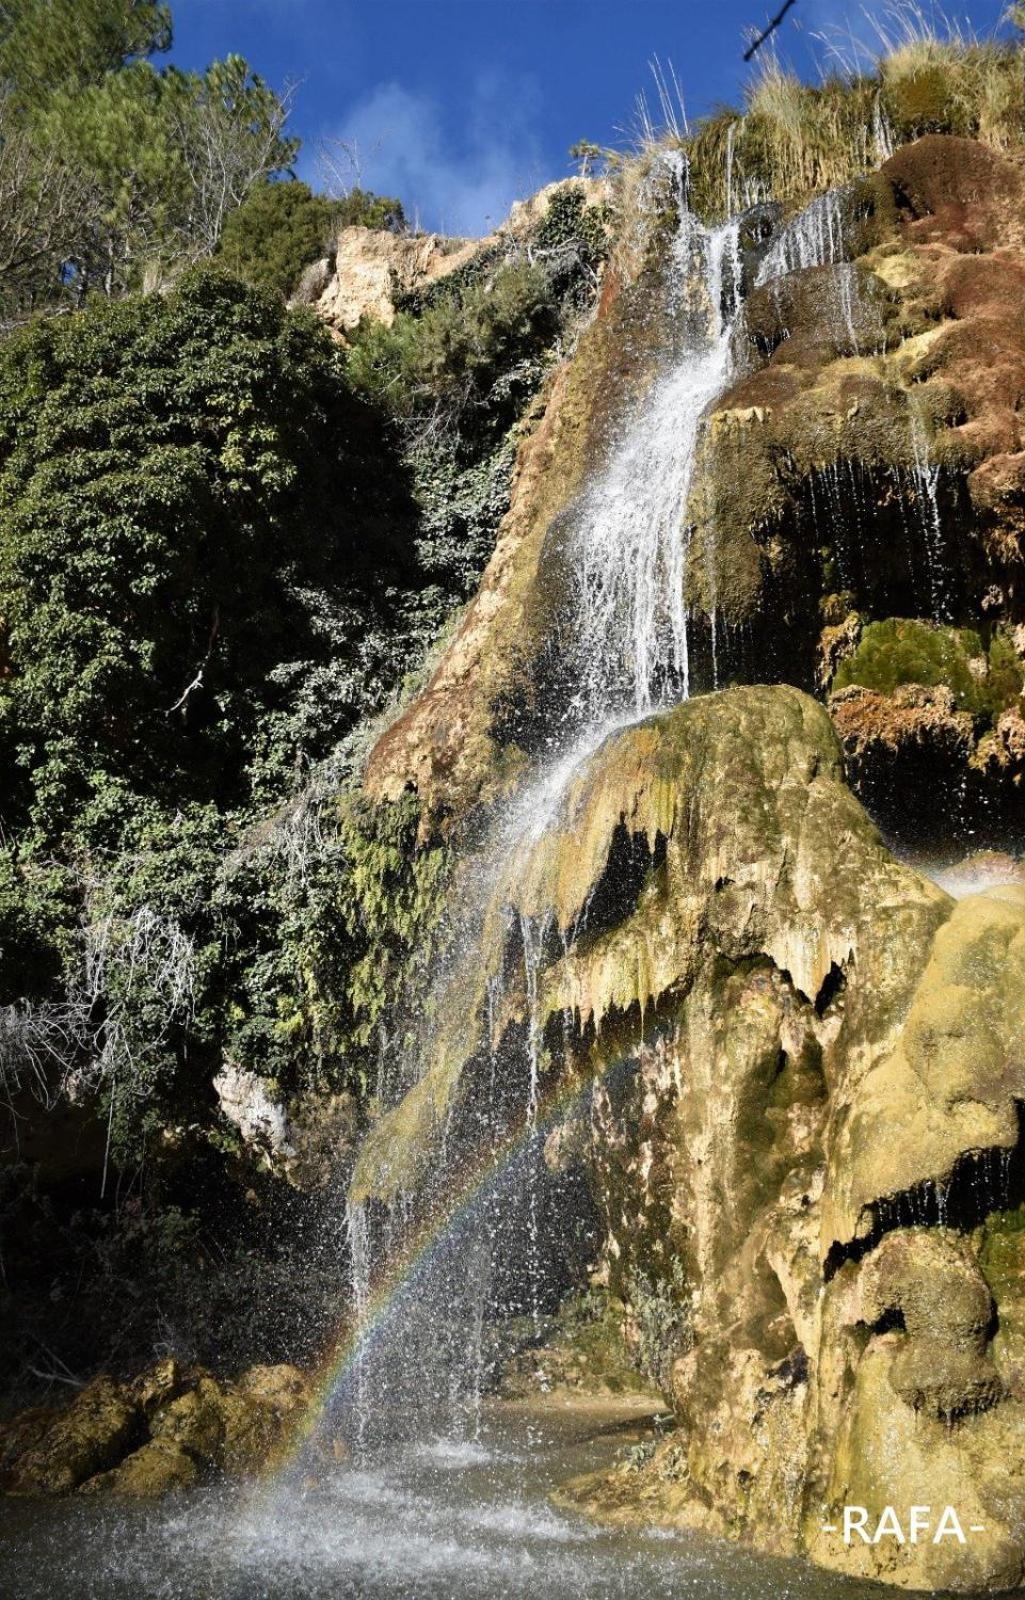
[0,1400,890,1600]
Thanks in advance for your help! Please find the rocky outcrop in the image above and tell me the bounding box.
[354,683,1025,1589]
[1,1359,310,1498]
[306,228,479,332]
[308,177,611,336]
[824,617,1025,845]
[348,134,1025,1590]
[213,1062,360,1189]
[364,137,1025,837]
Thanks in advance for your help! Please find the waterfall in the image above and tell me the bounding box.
[321,169,894,1467]
[755,189,846,285]
[571,210,742,724]
[909,407,951,622]
[345,1202,373,1449]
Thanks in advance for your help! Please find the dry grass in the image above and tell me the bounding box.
[622,3,1025,225]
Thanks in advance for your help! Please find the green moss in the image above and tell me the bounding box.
[884,65,964,138]
[832,618,1025,720]
[979,1203,1025,1299]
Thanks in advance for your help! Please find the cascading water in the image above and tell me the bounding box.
[570,201,743,722]
[755,188,846,284]
[320,167,965,1499]
[909,406,951,622]
[321,159,752,1465]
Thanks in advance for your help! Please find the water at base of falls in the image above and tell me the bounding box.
[0,1403,886,1600]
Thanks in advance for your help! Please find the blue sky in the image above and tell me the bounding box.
[169,0,1012,235]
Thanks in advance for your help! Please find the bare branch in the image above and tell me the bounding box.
[744,0,799,61]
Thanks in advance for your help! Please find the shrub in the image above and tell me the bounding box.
[218,179,405,301]
[0,265,414,846]
[832,618,1025,721]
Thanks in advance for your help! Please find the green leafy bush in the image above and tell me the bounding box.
[832,618,1025,721]
[218,179,405,301]
[0,265,413,845]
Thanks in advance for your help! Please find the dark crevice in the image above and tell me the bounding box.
[569,823,667,948]
[814,961,847,1016]
[870,1306,907,1335]
[824,1101,1025,1282]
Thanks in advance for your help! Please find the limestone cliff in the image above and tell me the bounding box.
[353,134,1025,1591]
[357,684,1025,1590]
[305,176,611,335]
[366,136,1025,845]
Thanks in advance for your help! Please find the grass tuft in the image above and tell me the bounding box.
[621,5,1025,226]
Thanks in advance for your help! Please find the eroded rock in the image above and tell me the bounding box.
[1,1360,311,1499]
[355,683,1025,1589]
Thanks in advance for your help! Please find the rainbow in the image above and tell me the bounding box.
[265,1067,598,1481]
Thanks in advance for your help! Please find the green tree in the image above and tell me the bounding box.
[35,55,296,297]
[218,178,339,299]
[218,179,406,301]
[0,266,408,846]
[163,55,299,256]
[569,138,603,177]
[334,185,405,231]
[39,61,182,296]
[0,0,171,108]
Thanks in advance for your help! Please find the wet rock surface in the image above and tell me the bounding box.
[355,681,1025,1589]
[0,1360,311,1499]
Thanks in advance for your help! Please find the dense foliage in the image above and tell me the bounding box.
[0,267,403,841]
[833,618,1025,723]
[347,186,612,604]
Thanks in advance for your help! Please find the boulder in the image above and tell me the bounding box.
[7,1377,140,1496]
[1,1359,312,1499]
[82,1438,199,1498]
[354,682,1025,1588]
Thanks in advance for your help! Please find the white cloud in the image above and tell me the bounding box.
[308,75,548,238]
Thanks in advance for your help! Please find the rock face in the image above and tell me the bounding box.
[1,1360,310,1498]
[350,136,1025,1589]
[309,177,610,336]
[366,136,1025,840]
[355,685,1025,1589]
[308,228,479,332]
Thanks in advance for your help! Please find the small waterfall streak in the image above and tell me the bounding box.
[756,189,846,286]
[873,94,895,163]
[572,198,742,724]
[519,910,552,1335]
[345,1202,373,1449]
[909,409,949,621]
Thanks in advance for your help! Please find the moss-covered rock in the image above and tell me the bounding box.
[5,1377,140,1496]
[827,620,1025,845]
[355,679,1025,1588]
[1,1360,312,1500]
[82,1438,199,1499]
